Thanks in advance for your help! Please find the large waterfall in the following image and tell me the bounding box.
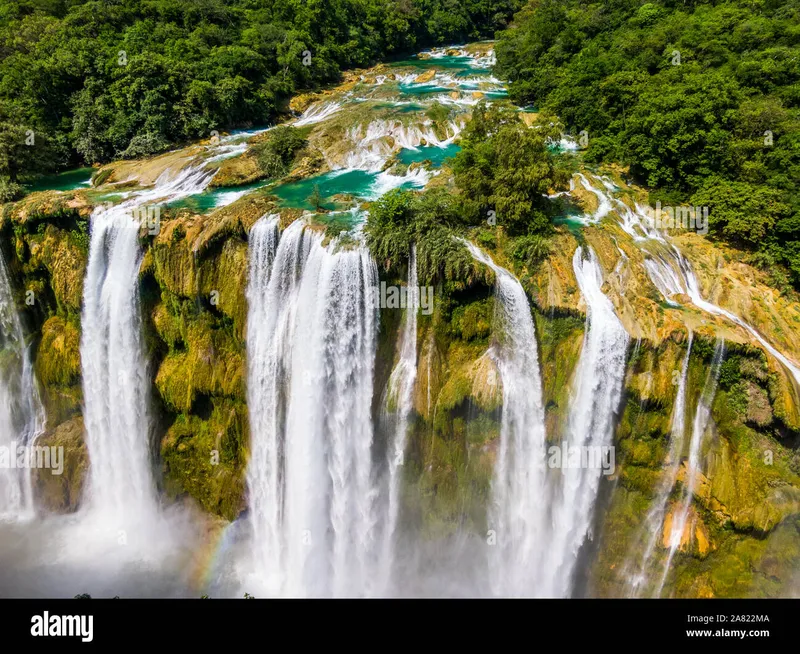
[80,203,158,528]
[80,164,215,532]
[462,241,549,597]
[245,217,380,597]
[541,247,629,597]
[0,253,44,521]
[462,242,630,597]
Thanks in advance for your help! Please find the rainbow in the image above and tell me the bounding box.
[190,519,241,596]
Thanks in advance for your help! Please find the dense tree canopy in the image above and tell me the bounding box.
[495,0,800,288]
[0,0,521,176]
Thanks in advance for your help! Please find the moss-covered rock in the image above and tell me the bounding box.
[160,399,248,520]
[34,315,82,426]
[32,417,88,513]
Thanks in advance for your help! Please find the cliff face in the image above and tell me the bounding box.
[5,158,800,596]
[5,159,800,596]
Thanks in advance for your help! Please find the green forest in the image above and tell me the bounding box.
[495,0,800,288]
[0,0,519,185]
[2,0,799,286]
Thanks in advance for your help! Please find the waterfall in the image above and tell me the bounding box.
[80,204,158,526]
[378,245,419,594]
[541,247,629,597]
[80,163,215,529]
[245,217,380,597]
[576,174,614,222]
[0,254,44,521]
[244,214,285,590]
[656,339,725,596]
[461,241,549,597]
[626,332,693,596]
[343,120,462,171]
[294,101,343,126]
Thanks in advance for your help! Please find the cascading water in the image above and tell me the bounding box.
[378,245,419,594]
[656,339,725,596]
[541,247,629,597]
[244,214,285,591]
[626,333,693,596]
[80,163,216,531]
[564,173,800,385]
[644,246,800,385]
[245,217,380,598]
[343,119,463,171]
[576,174,614,222]
[294,101,344,126]
[0,254,44,521]
[462,241,549,597]
[80,204,158,527]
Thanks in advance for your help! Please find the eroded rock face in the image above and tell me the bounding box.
[32,417,87,513]
[9,167,800,597]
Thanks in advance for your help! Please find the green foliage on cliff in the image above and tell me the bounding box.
[365,186,486,289]
[161,399,248,520]
[496,0,800,287]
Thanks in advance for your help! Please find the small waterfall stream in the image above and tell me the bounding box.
[462,241,549,597]
[378,245,419,593]
[540,247,629,597]
[645,247,800,385]
[656,339,726,596]
[0,254,44,521]
[626,333,693,596]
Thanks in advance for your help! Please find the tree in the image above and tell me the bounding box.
[0,121,54,182]
[307,184,324,211]
[451,102,568,233]
[692,178,791,246]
